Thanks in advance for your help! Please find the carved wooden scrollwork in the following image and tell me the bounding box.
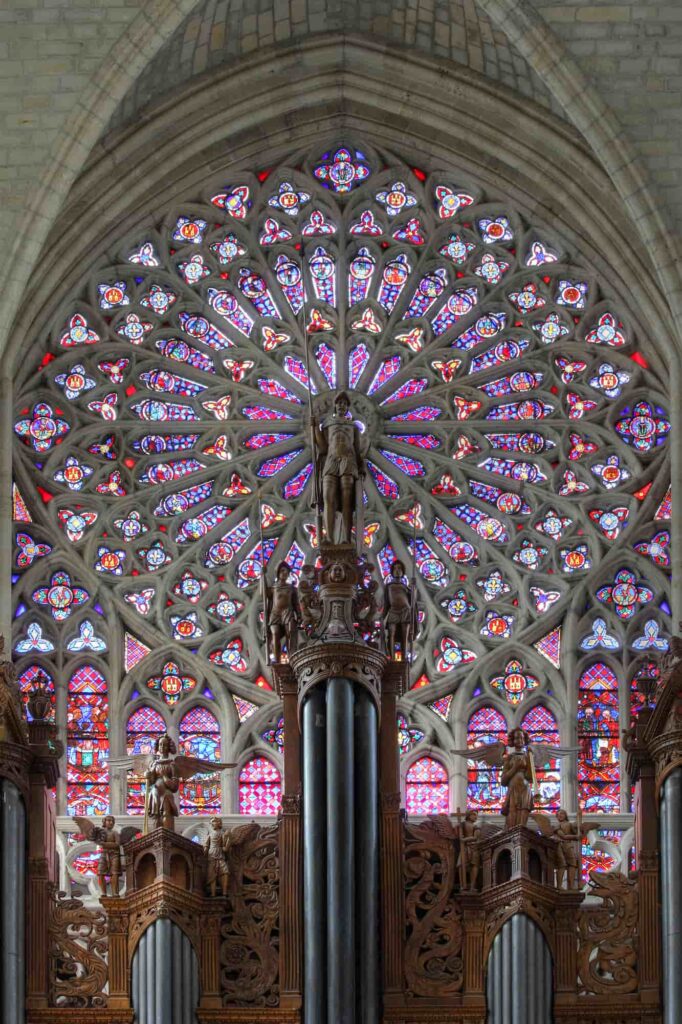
[403,818,463,997]
[48,888,108,1007]
[221,823,280,1006]
[577,872,639,995]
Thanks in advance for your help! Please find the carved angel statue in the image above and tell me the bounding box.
[74,815,137,896]
[110,733,235,832]
[313,391,366,545]
[452,727,577,830]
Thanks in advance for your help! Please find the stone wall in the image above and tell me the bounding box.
[1,0,681,356]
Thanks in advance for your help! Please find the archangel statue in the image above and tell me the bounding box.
[74,814,128,896]
[110,734,235,832]
[452,728,576,830]
[203,818,260,897]
[314,391,365,545]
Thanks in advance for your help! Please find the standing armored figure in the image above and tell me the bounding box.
[314,391,365,545]
[459,810,482,890]
[204,817,230,897]
[267,561,300,663]
[552,808,581,889]
[383,559,414,660]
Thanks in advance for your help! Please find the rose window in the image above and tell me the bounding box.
[12,141,671,829]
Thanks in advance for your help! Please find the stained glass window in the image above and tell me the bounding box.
[66,666,109,816]
[405,756,449,815]
[578,663,620,813]
[12,140,670,855]
[239,756,282,816]
[467,706,507,811]
[521,705,560,810]
[126,705,166,812]
[179,706,221,814]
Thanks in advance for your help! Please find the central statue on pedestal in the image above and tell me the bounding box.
[314,391,365,546]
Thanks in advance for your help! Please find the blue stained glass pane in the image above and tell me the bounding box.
[242,405,293,421]
[284,355,318,394]
[470,337,530,374]
[132,434,199,454]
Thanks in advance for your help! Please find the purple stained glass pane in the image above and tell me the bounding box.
[348,343,370,388]
[258,448,303,478]
[282,462,313,499]
[367,460,399,500]
[368,356,401,396]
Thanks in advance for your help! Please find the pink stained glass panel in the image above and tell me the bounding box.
[405,756,449,815]
[239,756,282,815]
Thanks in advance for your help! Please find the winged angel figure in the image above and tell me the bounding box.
[110,733,235,832]
[452,727,577,829]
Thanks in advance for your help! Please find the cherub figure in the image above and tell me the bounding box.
[314,391,365,544]
[204,817,230,897]
[267,561,300,663]
[452,730,576,831]
[551,808,580,889]
[75,814,123,896]
[383,559,415,660]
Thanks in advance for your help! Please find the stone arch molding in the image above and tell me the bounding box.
[10,38,675,376]
[2,0,682,371]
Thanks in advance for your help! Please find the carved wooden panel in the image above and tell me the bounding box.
[48,890,108,1008]
[577,872,639,996]
[403,818,463,997]
[221,823,280,1006]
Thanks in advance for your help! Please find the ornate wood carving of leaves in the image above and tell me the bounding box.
[403,819,463,997]
[221,823,280,1006]
[48,888,108,1007]
[577,871,638,995]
